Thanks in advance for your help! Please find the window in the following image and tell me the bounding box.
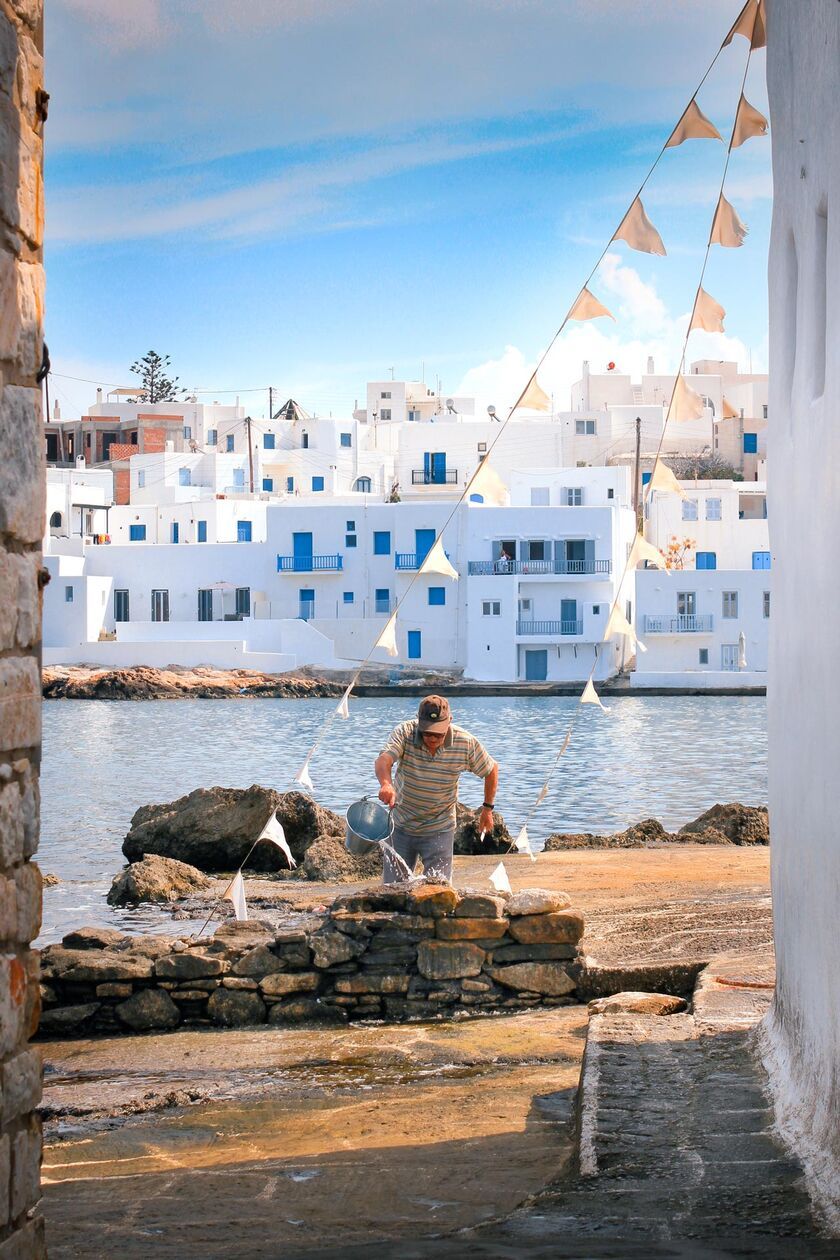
[197,589,213,622]
[762,405,768,419]
[151,590,169,622]
[699,648,709,665]
[129,524,146,542]
[346,520,355,530]
[286,476,295,493]
[373,531,391,555]
[677,592,696,616]
[721,644,740,671]
[311,476,324,492]
[237,520,252,543]
[682,498,698,521]
[233,468,245,488]
[482,601,501,616]
[642,471,651,486]
[345,533,357,548]
[607,488,614,500]
[380,391,391,400]
[752,551,772,570]
[197,520,207,543]
[262,477,274,492]
[226,435,235,452]
[114,590,129,622]
[478,442,487,453]
[64,585,74,603]
[575,419,596,435]
[375,588,390,614]
[179,467,191,487]
[566,487,583,506]
[171,522,179,543]
[343,592,355,605]
[428,587,445,606]
[408,409,420,422]
[706,497,722,521]
[592,604,601,615]
[696,551,717,570]
[722,591,738,618]
[49,511,62,528]
[354,477,371,493]
[407,630,421,659]
[340,433,352,448]
[763,591,770,618]
[183,426,191,440]
[263,433,275,449]
[380,408,392,421]
[301,432,309,448]
[299,589,315,620]
[137,471,146,489]
[207,428,217,445]
[530,487,550,506]
[743,432,758,454]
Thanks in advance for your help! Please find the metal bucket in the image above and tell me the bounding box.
[345,796,393,856]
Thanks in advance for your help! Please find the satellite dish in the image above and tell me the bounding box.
[487,404,497,418]
[445,398,454,409]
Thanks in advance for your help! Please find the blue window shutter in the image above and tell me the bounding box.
[407,630,421,659]
[263,433,275,449]
[312,476,324,492]
[752,551,771,570]
[343,592,354,604]
[743,432,758,454]
[428,587,445,606]
[641,471,652,486]
[286,477,294,493]
[171,522,179,543]
[262,478,273,492]
[340,433,352,447]
[696,551,717,570]
[197,520,207,542]
[129,524,146,542]
[226,435,234,452]
[374,531,391,555]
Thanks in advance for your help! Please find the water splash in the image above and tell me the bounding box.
[377,839,416,882]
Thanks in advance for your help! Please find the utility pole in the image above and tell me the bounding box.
[269,386,273,420]
[633,414,642,526]
[245,415,255,494]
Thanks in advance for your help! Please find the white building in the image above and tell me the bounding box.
[46,463,113,542]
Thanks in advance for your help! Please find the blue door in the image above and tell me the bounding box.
[415,529,436,564]
[237,519,252,543]
[561,598,578,633]
[525,649,548,681]
[299,589,315,620]
[407,630,421,659]
[432,452,447,484]
[171,522,179,544]
[293,532,313,572]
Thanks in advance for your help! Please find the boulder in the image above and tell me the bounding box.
[207,988,266,1027]
[61,952,155,983]
[61,926,126,951]
[416,940,485,980]
[487,962,576,997]
[588,991,688,1016]
[155,953,226,980]
[679,803,768,846]
[333,973,410,995]
[122,786,344,872]
[508,911,584,945]
[38,1003,100,1035]
[454,891,507,918]
[108,855,211,906]
[331,889,408,914]
[408,885,460,917]
[115,988,181,1031]
[435,918,508,942]
[310,927,366,968]
[211,921,275,954]
[259,972,319,997]
[453,801,511,855]
[507,889,571,916]
[302,833,382,882]
[231,945,284,977]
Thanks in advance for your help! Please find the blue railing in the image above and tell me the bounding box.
[395,551,451,571]
[411,469,458,485]
[468,559,611,576]
[374,598,392,615]
[277,554,343,573]
[644,614,714,634]
[516,619,584,636]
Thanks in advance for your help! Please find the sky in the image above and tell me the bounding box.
[44,0,772,421]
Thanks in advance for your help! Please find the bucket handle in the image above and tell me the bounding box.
[360,794,395,840]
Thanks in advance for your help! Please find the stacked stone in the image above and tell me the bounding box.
[39,887,585,1036]
[0,0,46,1253]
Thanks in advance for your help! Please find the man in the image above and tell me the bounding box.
[375,695,498,884]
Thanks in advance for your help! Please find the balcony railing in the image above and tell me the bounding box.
[644,613,714,634]
[468,559,612,577]
[411,469,458,485]
[277,554,343,573]
[395,551,450,571]
[516,619,584,636]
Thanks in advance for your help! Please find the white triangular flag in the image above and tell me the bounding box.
[559,730,572,757]
[513,825,537,862]
[738,630,748,669]
[419,537,459,580]
[722,0,765,50]
[666,99,723,148]
[468,458,509,506]
[668,375,705,423]
[536,783,549,805]
[257,812,296,869]
[645,459,685,499]
[721,396,740,420]
[603,604,646,654]
[629,532,667,570]
[568,287,615,323]
[581,678,611,713]
[224,871,249,922]
[732,94,768,148]
[690,288,726,334]
[517,375,551,412]
[710,194,748,248]
[294,758,314,792]
[613,197,666,256]
[375,613,399,657]
[336,685,352,718]
[489,862,512,895]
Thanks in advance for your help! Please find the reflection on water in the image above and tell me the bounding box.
[39,695,766,942]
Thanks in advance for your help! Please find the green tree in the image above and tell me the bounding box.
[129,351,182,404]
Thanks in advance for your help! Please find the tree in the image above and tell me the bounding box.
[666,454,743,482]
[128,351,182,404]
[664,535,695,570]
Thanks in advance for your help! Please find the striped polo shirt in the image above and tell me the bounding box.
[382,720,495,835]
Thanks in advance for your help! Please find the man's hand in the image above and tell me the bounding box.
[478,806,494,836]
[379,782,397,808]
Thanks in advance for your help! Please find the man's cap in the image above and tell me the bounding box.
[417,695,451,733]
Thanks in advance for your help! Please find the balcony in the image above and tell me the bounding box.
[411,469,458,485]
[644,614,714,634]
[516,619,584,636]
[468,559,612,577]
[394,551,450,571]
[276,554,343,573]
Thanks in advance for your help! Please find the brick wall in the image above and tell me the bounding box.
[0,0,46,1254]
[139,425,167,454]
[113,468,130,506]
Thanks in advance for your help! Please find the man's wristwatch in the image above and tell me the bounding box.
[482,802,495,810]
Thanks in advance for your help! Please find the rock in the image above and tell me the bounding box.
[333,973,410,995]
[461,978,493,993]
[491,943,577,963]
[212,921,275,953]
[172,990,211,1003]
[506,889,571,916]
[42,665,343,702]
[331,888,408,914]
[679,802,768,846]
[61,926,126,951]
[408,885,460,917]
[416,940,485,980]
[207,988,266,1027]
[453,801,512,855]
[588,991,688,1016]
[61,952,155,983]
[231,945,284,977]
[310,927,366,968]
[508,911,584,945]
[259,972,319,997]
[435,917,508,941]
[122,786,344,872]
[302,833,382,882]
[115,988,181,1031]
[488,962,576,996]
[359,945,417,968]
[268,997,346,1024]
[454,891,507,918]
[117,937,179,959]
[155,953,226,980]
[42,873,60,887]
[107,855,211,906]
[38,1003,100,1035]
[222,977,258,990]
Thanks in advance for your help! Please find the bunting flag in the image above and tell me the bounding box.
[711,194,748,248]
[257,812,296,868]
[375,613,399,657]
[336,685,352,719]
[468,458,509,505]
[489,862,512,895]
[613,197,666,256]
[518,376,551,412]
[294,758,314,793]
[581,678,611,713]
[721,396,740,420]
[645,458,685,499]
[666,99,723,148]
[690,288,726,334]
[225,871,249,922]
[668,375,706,423]
[513,825,538,862]
[419,537,459,580]
[535,783,549,805]
[604,604,646,654]
[629,532,667,570]
[722,0,766,50]
[732,94,768,148]
[559,730,572,757]
[568,287,615,323]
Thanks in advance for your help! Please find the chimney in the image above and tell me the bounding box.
[53,399,60,419]
[582,360,590,410]
[96,387,103,403]
[647,356,655,374]
[75,455,85,468]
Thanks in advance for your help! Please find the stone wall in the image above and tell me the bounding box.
[0,0,45,1254]
[39,886,585,1036]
